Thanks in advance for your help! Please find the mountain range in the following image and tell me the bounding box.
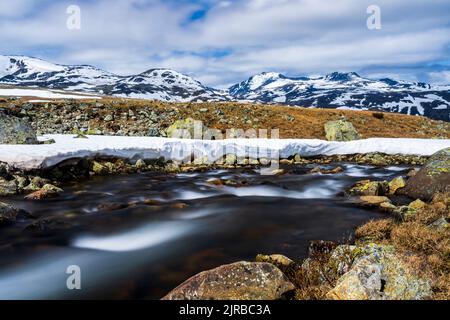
[0,55,449,121]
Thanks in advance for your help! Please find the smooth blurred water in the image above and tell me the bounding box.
[0,163,411,299]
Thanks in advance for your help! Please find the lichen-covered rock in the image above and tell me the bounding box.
[388,176,406,195]
[327,244,432,300]
[162,261,295,300]
[0,111,37,144]
[402,148,450,200]
[0,178,18,196]
[166,118,201,139]
[348,180,388,196]
[92,161,109,175]
[324,120,359,141]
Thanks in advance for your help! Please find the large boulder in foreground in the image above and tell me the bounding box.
[324,119,359,141]
[402,148,450,200]
[162,261,295,300]
[326,244,432,300]
[0,111,37,144]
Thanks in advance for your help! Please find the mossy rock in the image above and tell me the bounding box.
[165,118,202,139]
[324,120,360,141]
[402,148,450,200]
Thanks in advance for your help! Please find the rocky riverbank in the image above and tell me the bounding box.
[162,148,449,300]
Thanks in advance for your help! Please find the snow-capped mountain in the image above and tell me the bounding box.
[229,72,450,121]
[0,55,449,121]
[0,55,228,102]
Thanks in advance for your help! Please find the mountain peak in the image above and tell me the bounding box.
[325,72,361,82]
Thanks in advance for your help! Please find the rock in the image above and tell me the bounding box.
[428,218,449,231]
[349,180,388,196]
[328,245,357,276]
[24,176,49,191]
[388,176,406,195]
[135,159,147,170]
[225,154,237,165]
[359,196,391,206]
[24,184,63,200]
[162,261,295,300]
[402,148,450,200]
[270,169,285,176]
[166,118,200,139]
[255,254,295,270]
[309,166,343,174]
[326,244,432,300]
[0,178,18,196]
[92,161,108,175]
[324,120,359,141]
[97,202,129,212]
[0,202,19,226]
[408,199,426,211]
[0,111,37,144]
[379,201,397,212]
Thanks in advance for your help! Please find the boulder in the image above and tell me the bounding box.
[0,111,37,144]
[0,202,19,226]
[348,180,388,196]
[0,178,18,196]
[324,120,359,141]
[388,176,406,195]
[326,244,432,300]
[402,148,450,200]
[162,261,295,300]
[359,196,391,206]
[166,118,201,139]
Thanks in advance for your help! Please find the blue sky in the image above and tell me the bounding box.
[0,0,449,87]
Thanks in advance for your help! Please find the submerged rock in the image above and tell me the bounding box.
[402,148,450,200]
[0,111,37,144]
[0,202,20,226]
[324,119,359,141]
[162,261,295,300]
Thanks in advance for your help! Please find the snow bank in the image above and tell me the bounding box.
[0,134,449,170]
[0,88,101,100]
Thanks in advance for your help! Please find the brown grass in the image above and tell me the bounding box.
[8,98,450,140]
[355,218,394,242]
[293,193,449,300]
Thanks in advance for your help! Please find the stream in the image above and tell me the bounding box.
[0,163,412,299]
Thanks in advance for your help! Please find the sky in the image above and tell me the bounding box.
[0,0,449,88]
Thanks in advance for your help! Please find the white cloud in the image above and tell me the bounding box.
[0,0,449,86]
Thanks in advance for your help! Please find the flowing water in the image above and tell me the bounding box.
[0,163,412,299]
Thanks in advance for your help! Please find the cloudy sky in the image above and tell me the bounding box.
[1,0,449,87]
